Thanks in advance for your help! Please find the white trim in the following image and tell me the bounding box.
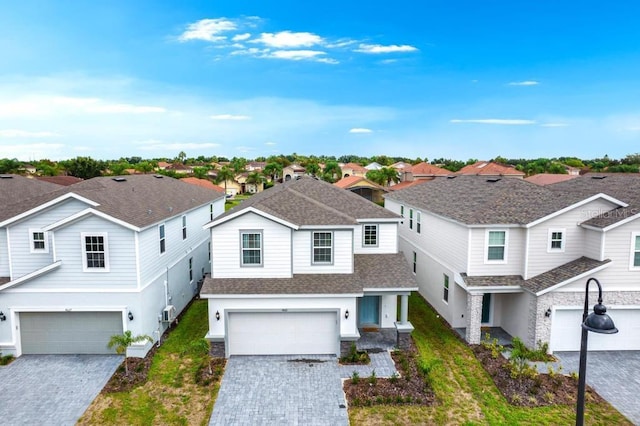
[3,287,141,293]
[43,208,140,232]
[240,229,263,267]
[158,223,166,255]
[362,224,379,247]
[443,273,449,303]
[630,232,640,271]
[465,286,523,294]
[0,193,99,228]
[0,261,62,291]
[28,229,49,253]
[533,262,612,296]
[525,193,627,228]
[7,228,13,279]
[81,232,110,272]
[484,229,508,264]
[299,225,355,230]
[416,211,422,234]
[362,287,417,293]
[600,232,606,261]
[547,228,566,253]
[200,292,363,299]
[312,230,334,265]
[357,218,400,224]
[601,211,640,232]
[523,227,530,280]
[182,214,187,240]
[205,207,299,230]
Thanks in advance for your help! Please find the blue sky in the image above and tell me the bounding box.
[1,1,639,161]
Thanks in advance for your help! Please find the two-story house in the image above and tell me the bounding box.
[0,174,225,357]
[201,177,417,358]
[385,174,640,353]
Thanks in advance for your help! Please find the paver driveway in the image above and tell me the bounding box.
[210,355,348,426]
[0,354,121,426]
[555,351,640,424]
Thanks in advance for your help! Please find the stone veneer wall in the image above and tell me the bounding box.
[465,293,484,344]
[209,341,225,358]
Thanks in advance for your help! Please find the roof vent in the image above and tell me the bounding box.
[112,177,127,182]
[447,175,457,179]
[0,175,13,179]
[154,175,164,179]
[591,176,606,180]
[486,178,501,183]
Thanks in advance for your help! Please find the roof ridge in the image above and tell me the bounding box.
[287,185,359,223]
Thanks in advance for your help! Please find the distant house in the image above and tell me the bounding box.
[340,162,368,178]
[390,162,413,181]
[283,164,306,181]
[525,173,579,186]
[235,172,265,194]
[403,162,451,181]
[0,175,225,358]
[201,177,417,358]
[157,161,171,170]
[334,176,388,203]
[246,161,266,172]
[181,177,225,193]
[20,164,37,174]
[387,179,429,191]
[456,161,525,178]
[365,162,383,170]
[166,163,193,175]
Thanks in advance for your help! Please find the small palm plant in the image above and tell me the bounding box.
[108,330,153,375]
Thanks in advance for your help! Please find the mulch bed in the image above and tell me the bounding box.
[195,357,226,386]
[343,339,436,407]
[472,344,603,407]
[102,344,157,393]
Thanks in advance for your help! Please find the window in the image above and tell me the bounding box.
[189,257,193,282]
[182,215,187,240]
[208,242,211,262]
[443,274,449,302]
[241,231,262,266]
[487,230,506,261]
[210,203,214,221]
[416,211,421,234]
[363,225,378,247]
[412,251,417,274]
[159,224,166,254]
[400,205,405,218]
[313,231,333,264]
[82,233,109,271]
[30,229,48,253]
[633,234,640,268]
[548,229,565,252]
[409,209,414,230]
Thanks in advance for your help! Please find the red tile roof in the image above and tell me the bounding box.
[334,176,386,190]
[457,161,525,177]
[408,162,451,176]
[180,177,225,192]
[388,180,430,191]
[35,176,84,186]
[341,162,368,173]
[524,173,579,186]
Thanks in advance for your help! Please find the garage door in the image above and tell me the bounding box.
[550,308,640,352]
[20,312,123,354]
[228,311,338,356]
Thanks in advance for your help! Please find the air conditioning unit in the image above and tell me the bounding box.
[162,305,176,322]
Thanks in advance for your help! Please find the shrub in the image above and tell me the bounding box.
[368,369,377,386]
[389,372,399,384]
[351,371,360,384]
[481,333,504,358]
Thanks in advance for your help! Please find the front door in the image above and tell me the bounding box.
[358,296,380,326]
[481,293,491,324]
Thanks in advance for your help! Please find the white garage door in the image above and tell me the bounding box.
[228,311,338,356]
[550,308,640,352]
[20,312,123,355]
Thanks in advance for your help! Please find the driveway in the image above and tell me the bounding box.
[555,351,640,424]
[210,355,348,425]
[0,354,122,425]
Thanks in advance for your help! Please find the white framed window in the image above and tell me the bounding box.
[189,257,193,282]
[485,230,507,263]
[241,230,262,266]
[631,233,640,269]
[312,231,333,264]
[363,224,378,247]
[159,224,166,254]
[548,229,565,252]
[210,203,214,221]
[409,209,414,230]
[29,229,48,253]
[400,205,405,218]
[81,232,109,272]
[412,251,417,274]
[416,211,421,234]
[443,274,449,303]
[182,215,187,240]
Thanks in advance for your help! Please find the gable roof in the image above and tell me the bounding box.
[341,162,368,173]
[408,162,451,176]
[522,257,611,295]
[524,173,579,186]
[334,175,386,191]
[180,177,225,192]
[457,161,525,177]
[211,176,399,228]
[0,175,225,229]
[34,175,84,186]
[387,179,430,191]
[0,174,62,206]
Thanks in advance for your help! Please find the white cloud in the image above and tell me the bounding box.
[211,114,251,120]
[178,18,237,42]
[232,33,251,41]
[508,80,540,86]
[88,104,167,114]
[0,143,66,160]
[0,129,58,138]
[450,119,536,125]
[540,123,569,127]
[354,44,418,54]
[268,50,327,60]
[253,31,323,48]
[349,128,373,134]
[265,141,277,146]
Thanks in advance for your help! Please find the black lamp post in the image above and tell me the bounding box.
[575,278,618,426]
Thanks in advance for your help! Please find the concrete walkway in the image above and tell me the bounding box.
[210,355,348,426]
[554,351,640,425]
[339,350,398,379]
[0,355,122,426]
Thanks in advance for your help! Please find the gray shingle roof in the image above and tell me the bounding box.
[0,174,63,207]
[0,277,9,285]
[215,176,399,227]
[461,274,524,287]
[522,257,611,294]
[201,253,417,295]
[1,175,225,228]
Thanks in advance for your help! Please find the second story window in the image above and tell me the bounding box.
[241,231,262,266]
[487,230,506,262]
[409,209,414,230]
[412,251,417,274]
[30,229,48,253]
[189,257,193,282]
[548,229,565,252]
[182,215,187,240]
[416,211,421,234]
[313,231,333,264]
[159,224,166,254]
[633,234,640,268]
[82,233,109,272]
[443,274,449,302]
[210,203,214,221]
[363,225,378,247]
[400,205,405,217]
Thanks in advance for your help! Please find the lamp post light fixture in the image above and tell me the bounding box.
[575,278,618,426]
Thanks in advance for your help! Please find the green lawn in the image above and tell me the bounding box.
[79,300,220,426]
[349,294,631,425]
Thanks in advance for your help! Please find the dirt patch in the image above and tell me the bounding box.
[195,357,226,386]
[472,344,603,406]
[343,339,436,407]
[102,344,158,393]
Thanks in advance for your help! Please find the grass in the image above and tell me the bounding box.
[349,293,632,425]
[224,193,252,211]
[78,300,221,426]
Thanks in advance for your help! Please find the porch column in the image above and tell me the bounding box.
[400,294,409,324]
[465,292,484,344]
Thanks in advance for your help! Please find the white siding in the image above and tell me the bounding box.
[211,212,292,278]
[498,292,532,340]
[353,223,397,254]
[468,227,525,276]
[582,229,603,260]
[292,229,353,274]
[0,229,8,277]
[598,219,640,290]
